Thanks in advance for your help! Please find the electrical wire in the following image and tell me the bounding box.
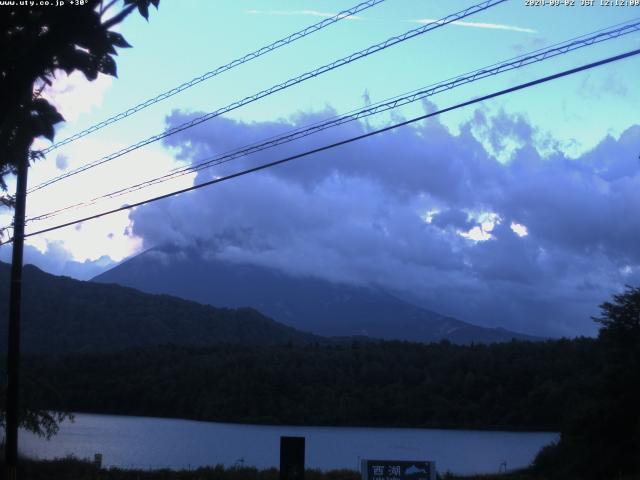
[3,47,637,246]
[28,0,507,194]
[39,0,388,156]
[26,18,640,223]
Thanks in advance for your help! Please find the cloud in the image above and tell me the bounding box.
[414,18,537,34]
[124,105,640,338]
[55,154,69,170]
[430,209,473,232]
[24,132,189,270]
[0,240,115,280]
[246,10,360,21]
[39,70,113,123]
[579,72,629,100]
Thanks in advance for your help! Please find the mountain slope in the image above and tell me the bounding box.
[0,262,319,354]
[93,246,538,344]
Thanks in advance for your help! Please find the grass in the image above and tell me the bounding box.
[1,457,543,480]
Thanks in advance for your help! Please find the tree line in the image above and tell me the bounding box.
[2,287,638,479]
[18,338,599,431]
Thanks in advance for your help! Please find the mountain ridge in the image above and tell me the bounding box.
[93,245,539,344]
[0,261,320,354]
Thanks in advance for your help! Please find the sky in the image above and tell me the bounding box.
[1,0,640,337]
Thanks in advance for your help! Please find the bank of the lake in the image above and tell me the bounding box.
[3,457,544,480]
[19,413,557,476]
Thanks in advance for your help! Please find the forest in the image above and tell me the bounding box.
[19,339,599,431]
[2,287,639,480]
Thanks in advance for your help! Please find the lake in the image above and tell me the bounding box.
[19,413,558,475]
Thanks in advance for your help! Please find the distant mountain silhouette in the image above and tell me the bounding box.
[0,261,319,354]
[93,245,539,344]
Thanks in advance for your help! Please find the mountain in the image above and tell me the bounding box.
[0,261,319,354]
[93,246,538,344]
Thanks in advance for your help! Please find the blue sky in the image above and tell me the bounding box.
[2,0,640,337]
[78,1,640,147]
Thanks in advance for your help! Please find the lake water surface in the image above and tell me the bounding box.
[20,414,558,475]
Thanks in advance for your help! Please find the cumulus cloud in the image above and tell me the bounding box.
[127,105,640,337]
[39,70,113,123]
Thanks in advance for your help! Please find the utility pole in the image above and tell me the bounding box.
[5,148,29,480]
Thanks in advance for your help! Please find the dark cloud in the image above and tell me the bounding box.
[129,103,640,337]
[470,108,534,153]
[430,209,473,231]
[55,154,69,170]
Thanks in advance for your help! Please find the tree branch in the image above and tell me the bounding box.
[102,3,137,30]
[100,0,120,18]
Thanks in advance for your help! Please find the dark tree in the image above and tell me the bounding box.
[592,286,640,476]
[0,0,159,209]
[534,286,640,479]
[0,0,160,461]
[594,285,640,346]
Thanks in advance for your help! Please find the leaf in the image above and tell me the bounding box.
[40,120,55,141]
[85,68,99,81]
[56,47,93,77]
[107,31,131,49]
[0,194,16,209]
[32,98,64,125]
[29,150,45,161]
[138,2,149,20]
[99,54,117,77]
[29,99,64,141]
[45,107,65,126]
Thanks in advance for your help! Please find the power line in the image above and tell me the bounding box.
[38,0,387,156]
[28,0,507,194]
[26,18,640,223]
[4,47,638,246]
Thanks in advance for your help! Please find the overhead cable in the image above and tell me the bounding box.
[26,18,640,223]
[28,0,507,194]
[39,0,387,155]
[4,47,637,245]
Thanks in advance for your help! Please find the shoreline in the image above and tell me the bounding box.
[57,411,561,435]
[4,456,537,480]
[18,415,557,477]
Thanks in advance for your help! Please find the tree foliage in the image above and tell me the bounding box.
[0,0,159,201]
[594,285,640,346]
[17,339,601,432]
[0,0,159,438]
[533,286,640,479]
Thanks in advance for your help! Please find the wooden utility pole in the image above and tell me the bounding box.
[5,149,29,480]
